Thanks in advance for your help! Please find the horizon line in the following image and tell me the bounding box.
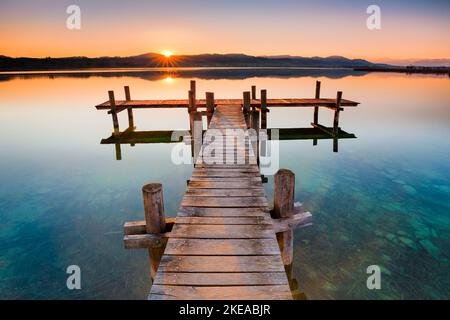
[1,52,450,64]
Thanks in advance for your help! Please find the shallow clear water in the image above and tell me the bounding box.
[0,69,448,299]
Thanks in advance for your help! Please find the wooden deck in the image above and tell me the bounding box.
[96,97,359,112]
[149,104,292,300]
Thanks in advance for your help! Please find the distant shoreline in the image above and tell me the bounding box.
[0,66,355,76]
[354,66,450,75]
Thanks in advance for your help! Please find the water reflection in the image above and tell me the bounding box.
[0,67,369,82]
[100,110,357,160]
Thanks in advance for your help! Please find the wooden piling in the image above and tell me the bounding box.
[273,169,295,218]
[251,85,256,100]
[260,90,267,129]
[193,112,203,164]
[142,183,166,234]
[188,90,196,113]
[250,110,260,165]
[261,90,267,112]
[243,91,251,113]
[206,92,215,113]
[142,183,167,281]
[124,86,135,129]
[108,90,120,136]
[313,81,321,125]
[333,91,342,137]
[206,92,215,126]
[273,169,295,267]
[190,80,196,100]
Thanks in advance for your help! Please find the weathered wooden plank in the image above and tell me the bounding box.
[181,196,268,207]
[194,163,258,169]
[170,224,275,239]
[124,218,176,235]
[189,177,262,183]
[149,285,292,300]
[164,238,280,255]
[175,216,272,225]
[191,171,260,178]
[123,234,168,249]
[178,207,270,217]
[185,188,265,197]
[194,168,259,173]
[158,255,285,272]
[188,180,262,189]
[154,272,289,286]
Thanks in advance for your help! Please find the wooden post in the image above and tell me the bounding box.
[273,169,295,266]
[243,91,251,113]
[260,89,267,112]
[108,90,120,136]
[273,169,295,218]
[250,110,260,165]
[313,81,321,125]
[206,92,214,126]
[333,91,342,137]
[251,85,256,100]
[188,90,195,113]
[193,112,203,165]
[260,90,267,129]
[124,86,135,130]
[313,82,319,146]
[142,183,166,234]
[190,80,196,101]
[142,183,166,282]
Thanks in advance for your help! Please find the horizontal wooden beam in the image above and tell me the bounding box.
[124,217,176,235]
[95,98,359,111]
[271,211,312,233]
[123,233,169,249]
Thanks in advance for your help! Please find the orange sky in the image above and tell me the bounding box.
[0,1,449,62]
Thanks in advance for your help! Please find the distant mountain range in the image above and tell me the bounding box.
[0,53,390,71]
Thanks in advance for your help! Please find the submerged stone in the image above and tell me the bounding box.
[386,233,396,241]
[399,236,416,249]
[403,185,417,195]
[419,239,440,258]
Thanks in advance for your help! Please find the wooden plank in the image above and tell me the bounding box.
[164,238,280,255]
[193,167,260,173]
[189,177,261,183]
[123,234,168,249]
[124,218,176,235]
[192,171,260,178]
[181,196,268,207]
[178,207,270,217]
[185,188,265,197]
[154,272,289,286]
[175,216,272,225]
[170,224,275,239]
[149,285,292,300]
[158,255,285,272]
[188,180,263,189]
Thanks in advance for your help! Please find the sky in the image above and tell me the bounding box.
[0,0,449,63]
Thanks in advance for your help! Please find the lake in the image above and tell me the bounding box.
[0,68,448,299]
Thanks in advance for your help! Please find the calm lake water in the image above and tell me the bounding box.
[0,68,449,299]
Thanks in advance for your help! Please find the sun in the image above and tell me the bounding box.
[162,50,173,58]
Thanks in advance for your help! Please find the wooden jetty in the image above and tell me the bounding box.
[95,80,359,300]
